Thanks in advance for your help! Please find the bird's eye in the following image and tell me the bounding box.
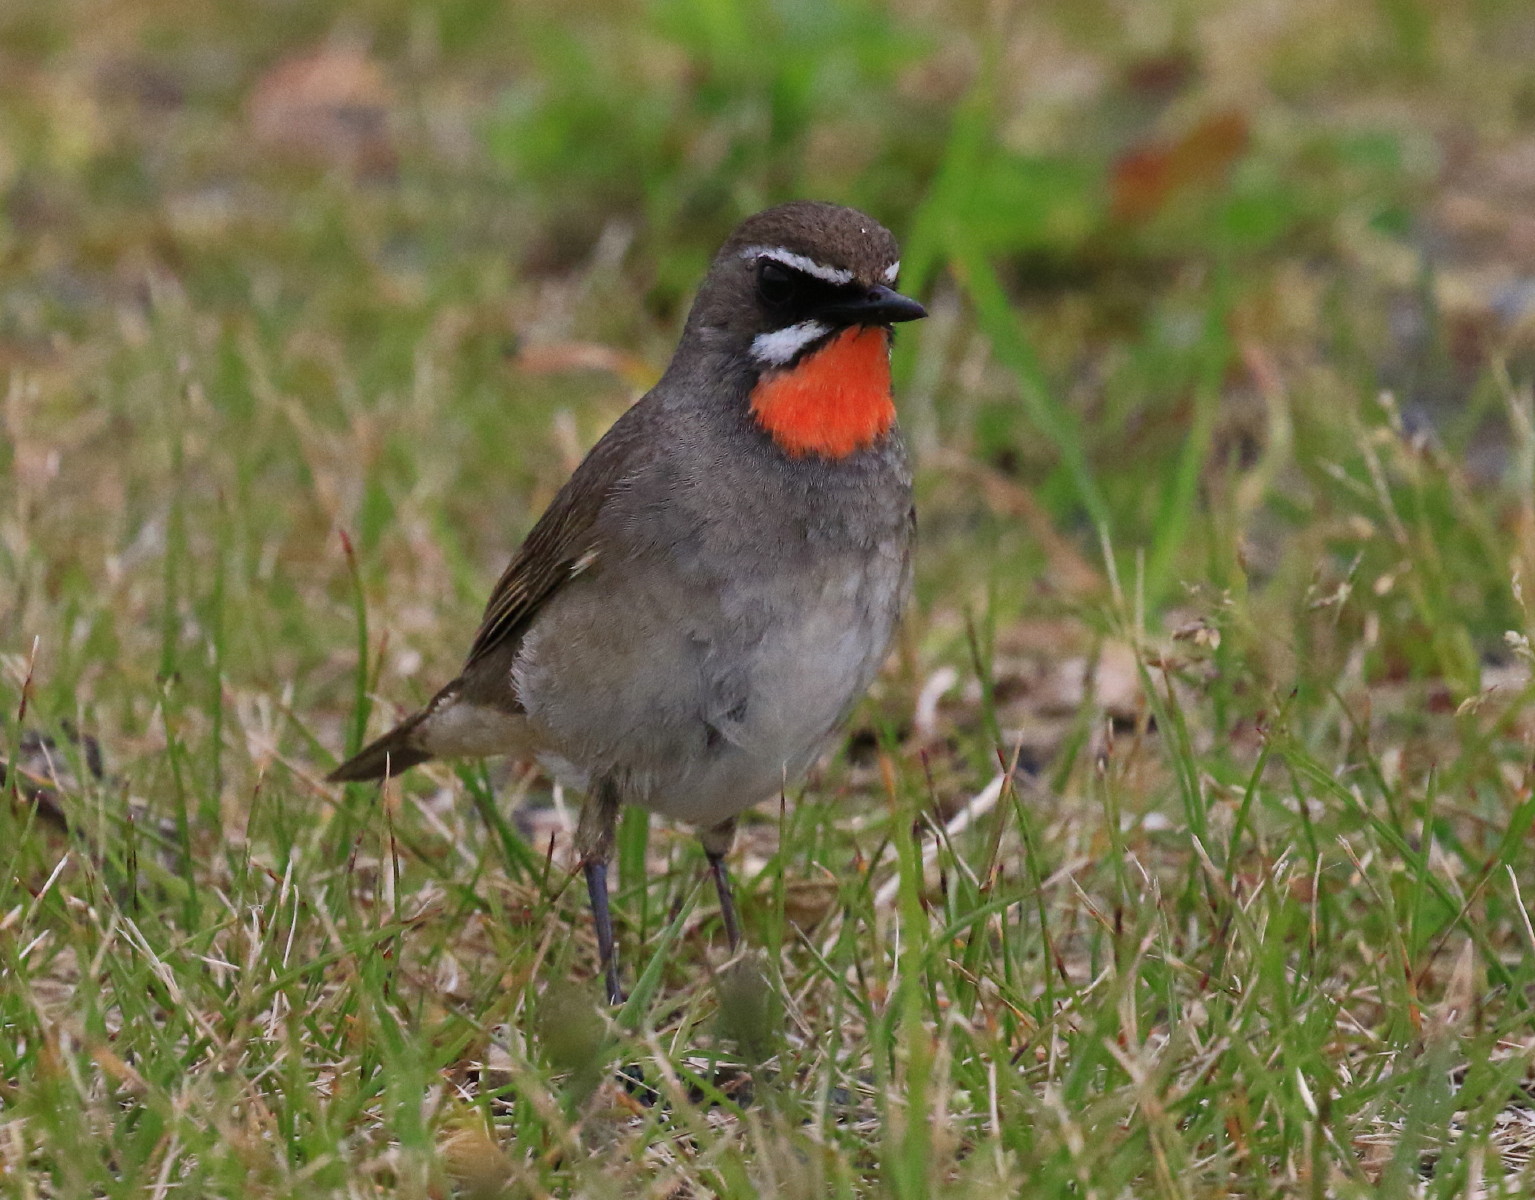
[756,259,799,307]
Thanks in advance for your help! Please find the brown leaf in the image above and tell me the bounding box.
[515,341,659,388]
[1111,110,1250,223]
[246,45,396,176]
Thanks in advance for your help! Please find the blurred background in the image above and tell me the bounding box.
[3,0,1535,831]
[7,3,1535,1192]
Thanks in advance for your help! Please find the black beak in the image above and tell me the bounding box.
[816,284,927,326]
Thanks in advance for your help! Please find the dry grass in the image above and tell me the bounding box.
[4,0,1535,1195]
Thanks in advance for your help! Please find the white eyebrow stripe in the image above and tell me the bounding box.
[883,260,900,283]
[740,245,854,286]
[749,320,832,366]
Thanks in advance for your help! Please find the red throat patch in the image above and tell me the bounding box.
[749,326,894,458]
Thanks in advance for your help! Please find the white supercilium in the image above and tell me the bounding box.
[739,246,854,286]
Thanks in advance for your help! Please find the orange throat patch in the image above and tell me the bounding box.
[749,326,894,458]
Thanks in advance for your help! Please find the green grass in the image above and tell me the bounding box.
[5,0,1535,1195]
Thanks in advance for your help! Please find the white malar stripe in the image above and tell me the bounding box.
[883,260,900,283]
[751,320,832,366]
[740,245,854,286]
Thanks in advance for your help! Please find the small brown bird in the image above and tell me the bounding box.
[329,201,925,1002]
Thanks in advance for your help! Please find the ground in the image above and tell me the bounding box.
[3,0,1535,1196]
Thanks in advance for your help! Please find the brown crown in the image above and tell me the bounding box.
[717,201,899,286]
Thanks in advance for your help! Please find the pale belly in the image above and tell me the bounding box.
[513,549,906,827]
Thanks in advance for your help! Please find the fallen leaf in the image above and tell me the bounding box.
[247,44,396,176]
[1111,110,1250,223]
[515,341,659,388]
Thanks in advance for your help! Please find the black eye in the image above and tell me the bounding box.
[757,259,799,307]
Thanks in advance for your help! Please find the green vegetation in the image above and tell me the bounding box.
[3,0,1535,1194]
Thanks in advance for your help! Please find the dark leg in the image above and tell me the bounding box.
[583,858,624,1005]
[701,818,741,951]
[707,852,742,951]
[576,780,624,1004]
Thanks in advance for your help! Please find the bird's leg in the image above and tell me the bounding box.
[576,780,624,1005]
[700,818,741,951]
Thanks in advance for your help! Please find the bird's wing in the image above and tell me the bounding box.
[461,405,648,672]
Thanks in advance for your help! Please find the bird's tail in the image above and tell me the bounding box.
[328,713,434,782]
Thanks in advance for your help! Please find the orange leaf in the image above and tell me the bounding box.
[1111,110,1250,222]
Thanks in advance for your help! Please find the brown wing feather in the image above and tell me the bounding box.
[328,401,653,784]
[462,403,649,670]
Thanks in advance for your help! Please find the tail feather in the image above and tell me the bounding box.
[328,714,434,783]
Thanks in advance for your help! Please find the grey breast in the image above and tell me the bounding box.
[511,410,912,825]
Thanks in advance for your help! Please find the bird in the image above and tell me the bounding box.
[328,200,925,1003]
